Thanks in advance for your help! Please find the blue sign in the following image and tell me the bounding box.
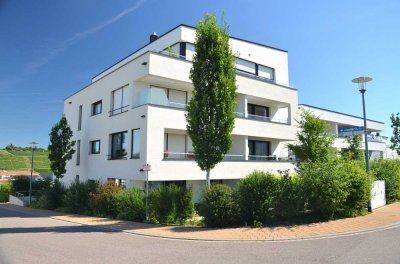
[338,127,364,133]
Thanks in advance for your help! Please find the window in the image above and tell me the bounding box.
[110,86,129,116]
[248,140,271,160]
[91,100,102,115]
[107,178,126,188]
[131,129,140,158]
[76,140,81,165]
[78,105,82,130]
[248,104,270,121]
[110,131,127,159]
[90,140,100,154]
[75,175,80,182]
[179,42,186,58]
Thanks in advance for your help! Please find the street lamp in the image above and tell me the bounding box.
[352,76,372,212]
[28,141,38,205]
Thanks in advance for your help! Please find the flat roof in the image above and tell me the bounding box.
[299,104,384,124]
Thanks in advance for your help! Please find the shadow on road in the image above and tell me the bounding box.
[0,225,120,234]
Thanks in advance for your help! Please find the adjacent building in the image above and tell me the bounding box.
[299,104,386,159]
[64,25,298,201]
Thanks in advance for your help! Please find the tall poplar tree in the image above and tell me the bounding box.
[48,115,75,179]
[390,112,400,155]
[186,14,237,188]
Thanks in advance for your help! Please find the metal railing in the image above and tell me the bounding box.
[235,112,289,124]
[163,152,291,162]
[107,152,128,160]
[109,105,130,116]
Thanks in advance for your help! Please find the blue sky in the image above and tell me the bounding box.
[0,0,399,148]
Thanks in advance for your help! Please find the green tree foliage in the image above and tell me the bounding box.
[390,113,400,155]
[48,115,75,179]
[341,134,364,161]
[371,159,400,203]
[186,14,237,187]
[287,109,334,163]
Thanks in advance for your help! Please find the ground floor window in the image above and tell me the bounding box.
[107,178,126,188]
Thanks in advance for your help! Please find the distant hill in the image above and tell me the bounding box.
[0,149,52,174]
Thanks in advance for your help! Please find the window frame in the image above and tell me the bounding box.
[110,85,129,116]
[90,140,101,154]
[109,131,128,160]
[76,140,81,165]
[78,105,82,131]
[91,100,102,116]
[131,128,141,159]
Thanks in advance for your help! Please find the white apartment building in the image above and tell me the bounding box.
[299,104,386,159]
[63,25,298,200]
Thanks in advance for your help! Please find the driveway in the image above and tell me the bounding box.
[1,204,400,264]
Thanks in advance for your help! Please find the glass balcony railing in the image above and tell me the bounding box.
[235,112,289,124]
[162,151,291,162]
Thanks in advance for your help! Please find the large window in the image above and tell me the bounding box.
[90,140,100,154]
[110,86,129,116]
[91,100,102,116]
[131,129,140,159]
[110,131,127,159]
[248,104,270,121]
[78,105,82,130]
[248,140,271,160]
[76,140,81,165]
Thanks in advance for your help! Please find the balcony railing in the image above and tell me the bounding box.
[163,152,291,162]
[338,133,386,143]
[235,112,289,124]
[109,105,129,116]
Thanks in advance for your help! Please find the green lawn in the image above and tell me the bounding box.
[0,150,52,174]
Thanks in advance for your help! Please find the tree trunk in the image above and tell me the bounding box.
[206,168,211,189]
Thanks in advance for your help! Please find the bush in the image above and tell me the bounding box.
[371,159,400,203]
[89,182,122,218]
[301,160,349,218]
[63,180,97,214]
[275,173,305,219]
[0,183,11,202]
[10,177,51,196]
[113,188,145,221]
[33,180,66,210]
[238,171,278,225]
[149,184,194,224]
[201,184,238,227]
[339,161,371,217]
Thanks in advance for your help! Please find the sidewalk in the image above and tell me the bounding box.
[2,202,400,241]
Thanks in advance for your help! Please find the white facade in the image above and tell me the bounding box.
[63,25,298,200]
[299,104,386,159]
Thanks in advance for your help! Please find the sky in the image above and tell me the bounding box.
[0,0,399,148]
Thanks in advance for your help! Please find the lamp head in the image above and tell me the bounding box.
[352,76,372,93]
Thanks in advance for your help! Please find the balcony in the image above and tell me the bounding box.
[235,112,289,125]
[163,151,292,162]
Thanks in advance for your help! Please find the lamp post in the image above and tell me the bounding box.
[352,76,372,212]
[28,141,38,205]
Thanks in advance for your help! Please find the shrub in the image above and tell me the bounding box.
[10,177,51,196]
[89,182,122,218]
[63,180,97,214]
[300,160,349,218]
[339,161,371,217]
[114,188,145,221]
[33,180,66,210]
[0,183,11,202]
[275,173,305,219]
[371,159,400,203]
[149,184,194,224]
[238,171,278,225]
[201,184,238,227]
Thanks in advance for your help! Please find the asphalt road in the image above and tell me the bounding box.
[1,205,400,264]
